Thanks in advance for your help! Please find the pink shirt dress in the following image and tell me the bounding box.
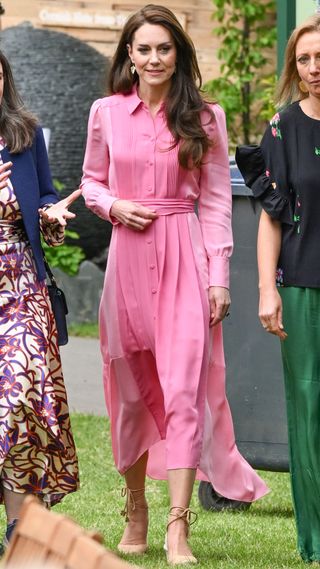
[81,89,268,502]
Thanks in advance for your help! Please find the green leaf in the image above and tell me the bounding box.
[65,230,80,240]
[208,0,276,146]
[42,233,85,276]
[53,179,65,193]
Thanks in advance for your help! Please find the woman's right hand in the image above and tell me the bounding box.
[0,161,12,189]
[110,199,158,231]
[259,287,287,340]
[39,189,82,226]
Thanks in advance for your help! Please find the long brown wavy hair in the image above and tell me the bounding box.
[109,4,214,169]
[0,50,38,153]
[277,14,320,108]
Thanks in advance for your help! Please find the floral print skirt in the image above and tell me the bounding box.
[0,220,79,505]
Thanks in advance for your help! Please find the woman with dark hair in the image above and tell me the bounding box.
[82,4,268,564]
[0,50,80,548]
[236,13,320,564]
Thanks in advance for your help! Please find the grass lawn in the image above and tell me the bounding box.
[15,413,305,569]
[68,322,99,338]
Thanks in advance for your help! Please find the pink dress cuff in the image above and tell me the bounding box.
[82,188,119,225]
[209,256,230,288]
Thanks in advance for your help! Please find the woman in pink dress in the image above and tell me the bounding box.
[81,4,268,565]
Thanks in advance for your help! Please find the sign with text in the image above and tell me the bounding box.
[38,6,186,30]
[39,7,130,29]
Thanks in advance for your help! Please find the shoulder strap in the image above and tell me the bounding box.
[43,253,57,287]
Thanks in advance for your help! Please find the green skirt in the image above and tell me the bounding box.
[280,286,320,563]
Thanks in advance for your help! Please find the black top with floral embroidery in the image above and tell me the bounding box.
[236,101,320,288]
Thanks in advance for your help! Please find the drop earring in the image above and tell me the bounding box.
[299,80,309,93]
[130,62,136,75]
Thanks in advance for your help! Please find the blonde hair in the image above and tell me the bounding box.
[276,14,320,107]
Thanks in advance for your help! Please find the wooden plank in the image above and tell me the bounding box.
[45,26,119,42]
[2,16,38,28]
[39,0,111,6]
[111,1,193,11]
[87,42,116,57]
[1,2,37,17]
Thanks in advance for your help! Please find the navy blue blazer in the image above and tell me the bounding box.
[1,126,59,281]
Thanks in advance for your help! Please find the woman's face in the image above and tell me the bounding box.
[127,23,177,91]
[296,31,320,97]
[0,62,3,105]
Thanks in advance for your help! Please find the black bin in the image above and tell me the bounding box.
[198,158,289,512]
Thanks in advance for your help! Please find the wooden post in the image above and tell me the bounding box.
[0,3,5,30]
[276,0,295,76]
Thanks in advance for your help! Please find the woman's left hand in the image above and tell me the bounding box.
[39,189,82,226]
[208,286,231,327]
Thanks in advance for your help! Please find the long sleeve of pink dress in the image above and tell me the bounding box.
[81,90,268,502]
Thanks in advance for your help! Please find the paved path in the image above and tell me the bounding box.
[60,337,106,416]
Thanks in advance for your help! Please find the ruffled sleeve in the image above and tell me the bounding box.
[235,115,294,226]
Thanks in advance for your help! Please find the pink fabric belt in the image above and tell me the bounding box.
[133,198,195,216]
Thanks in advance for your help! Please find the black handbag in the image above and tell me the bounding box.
[44,258,69,346]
